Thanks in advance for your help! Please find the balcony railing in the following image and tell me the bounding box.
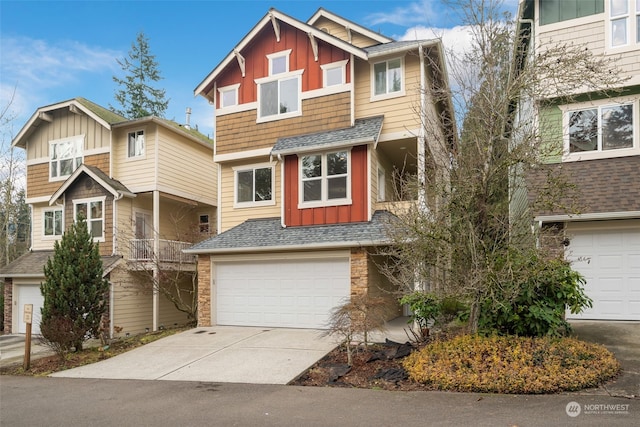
[129,239,196,264]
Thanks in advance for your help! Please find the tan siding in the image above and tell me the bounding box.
[112,125,158,191]
[538,20,639,81]
[216,92,351,155]
[110,267,153,336]
[115,197,134,259]
[310,16,380,48]
[219,160,281,233]
[25,108,110,161]
[354,55,422,136]
[157,128,216,206]
[30,202,60,251]
[158,273,193,328]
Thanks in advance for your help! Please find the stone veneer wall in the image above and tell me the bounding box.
[350,248,369,297]
[3,278,12,333]
[197,255,212,327]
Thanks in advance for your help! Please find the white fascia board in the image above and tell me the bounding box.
[307,8,393,44]
[214,147,273,163]
[535,211,640,223]
[183,239,390,254]
[194,9,368,99]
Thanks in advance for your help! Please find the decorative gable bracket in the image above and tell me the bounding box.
[234,49,246,78]
[308,32,318,62]
[270,12,280,42]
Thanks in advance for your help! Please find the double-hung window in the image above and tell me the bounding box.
[127,130,145,158]
[234,164,274,207]
[372,58,403,99]
[74,197,105,240]
[43,208,63,237]
[50,136,83,180]
[256,50,303,122]
[566,101,635,155]
[300,150,350,206]
[321,59,348,87]
[609,0,640,47]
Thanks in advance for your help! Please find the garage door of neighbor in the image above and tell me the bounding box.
[215,255,350,328]
[565,224,640,320]
[16,284,45,334]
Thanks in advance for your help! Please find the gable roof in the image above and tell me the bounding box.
[0,250,122,278]
[49,164,135,205]
[306,8,393,45]
[13,97,127,149]
[271,116,384,156]
[194,8,370,100]
[184,210,395,254]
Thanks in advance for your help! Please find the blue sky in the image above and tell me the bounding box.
[1,0,517,139]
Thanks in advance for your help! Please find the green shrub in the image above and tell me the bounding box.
[403,334,619,394]
[478,255,591,337]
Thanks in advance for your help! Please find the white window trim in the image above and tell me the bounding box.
[605,0,640,51]
[126,129,146,160]
[561,96,639,162]
[73,196,106,242]
[218,83,241,109]
[377,166,386,202]
[232,162,276,208]
[370,56,406,102]
[255,69,304,123]
[298,150,352,209]
[42,206,64,239]
[267,49,292,75]
[198,213,211,234]
[321,59,349,88]
[49,135,84,182]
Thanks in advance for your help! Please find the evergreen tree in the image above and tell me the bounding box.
[41,216,109,352]
[111,32,169,119]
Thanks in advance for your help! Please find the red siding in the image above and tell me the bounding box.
[215,23,350,108]
[284,145,368,226]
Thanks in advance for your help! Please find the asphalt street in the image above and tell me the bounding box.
[0,376,636,426]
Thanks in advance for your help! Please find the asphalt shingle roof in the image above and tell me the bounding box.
[271,116,384,155]
[0,251,122,278]
[364,40,433,56]
[185,210,396,254]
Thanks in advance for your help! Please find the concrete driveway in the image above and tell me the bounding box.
[49,326,339,384]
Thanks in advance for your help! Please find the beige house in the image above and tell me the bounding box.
[513,0,640,320]
[1,98,217,336]
[186,8,456,328]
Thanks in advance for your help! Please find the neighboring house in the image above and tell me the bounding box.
[1,98,217,336]
[185,8,455,328]
[513,0,640,320]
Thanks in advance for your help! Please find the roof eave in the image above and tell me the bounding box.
[183,239,390,255]
[272,136,377,156]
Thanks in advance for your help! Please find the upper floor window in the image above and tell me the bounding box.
[609,0,640,47]
[218,83,240,108]
[539,0,604,26]
[321,60,348,87]
[566,101,635,155]
[300,150,350,207]
[234,164,274,207]
[127,130,145,158]
[199,214,210,233]
[50,136,83,180]
[74,197,105,241]
[372,58,403,99]
[43,208,63,237]
[256,50,303,122]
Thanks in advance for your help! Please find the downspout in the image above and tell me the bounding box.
[350,54,355,126]
[153,125,160,332]
[278,153,286,228]
[110,191,123,339]
[417,44,428,213]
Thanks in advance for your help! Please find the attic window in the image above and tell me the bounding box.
[218,83,240,109]
[267,50,291,75]
[321,59,348,87]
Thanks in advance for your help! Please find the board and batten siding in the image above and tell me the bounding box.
[25,108,111,160]
[157,128,216,206]
[353,55,421,137]
[219,159,281,233]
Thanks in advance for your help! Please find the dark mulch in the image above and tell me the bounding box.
[291,339,428,391]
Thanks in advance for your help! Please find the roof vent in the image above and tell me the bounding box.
[185,107,192,130]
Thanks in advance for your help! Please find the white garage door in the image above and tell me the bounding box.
[215,256,350,328]
[565,224,640,320]
[16,284,44,334]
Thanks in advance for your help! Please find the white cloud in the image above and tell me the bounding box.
[366,0,442,26]
[397,25,474,58]
[0,36,121,124]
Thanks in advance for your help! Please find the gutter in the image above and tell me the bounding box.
[183,239,391,255]
[534,211,640,223]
